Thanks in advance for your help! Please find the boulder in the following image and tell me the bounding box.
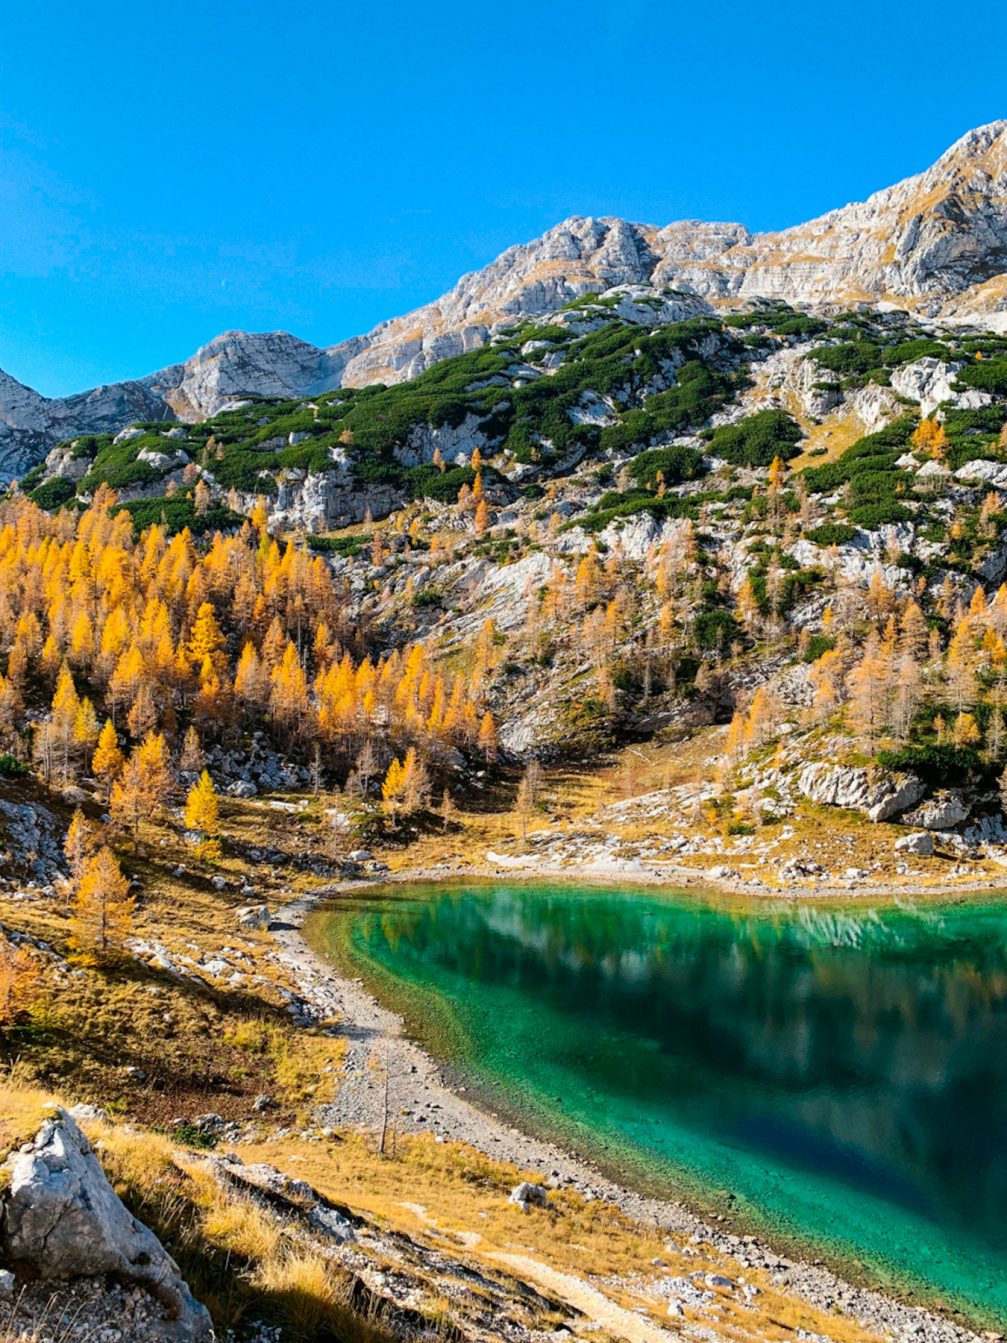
[508,1181,549,1213]
[235,904,270,931]
[113,426,145,445]
[889,357,963,417]
[0,1109,212,1342]
[137,447,189,472]
[865,773,926,823]
[903,791,970,831]
[894,831,934,856]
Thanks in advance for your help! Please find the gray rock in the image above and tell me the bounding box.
[0,1109,211,1341]
[508,1181,549,1212]
[236,904,270,931]
[903,791,970,831]
[797,763,924,823]
[0,1269,14,1300]
[865,773,926,823]
[307,1204,357,1244]
[894,831,934,856]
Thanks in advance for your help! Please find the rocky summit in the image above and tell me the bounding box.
[6,120,1007,480]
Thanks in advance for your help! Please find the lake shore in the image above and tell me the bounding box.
[380,852,1007,904]
[271,876,992,1343]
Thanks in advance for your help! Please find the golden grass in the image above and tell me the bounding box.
[232,1130,885,1343]
[0,1077,61,1164]
[75,1110,397,1341]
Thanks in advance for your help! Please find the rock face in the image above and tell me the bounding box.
[7,122,1007,477]
[0,1108,212,1342]
[797,763,925,823]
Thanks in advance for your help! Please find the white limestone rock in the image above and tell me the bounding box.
[903,791,971,831]
[890,358,963,416]
[0,1109,212,1341]
[894,831,935,856]
[797,763,924,822]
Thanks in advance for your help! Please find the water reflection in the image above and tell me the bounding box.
[322,885,1007,1314]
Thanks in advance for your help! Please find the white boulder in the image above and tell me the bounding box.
[1,1109,212,1341]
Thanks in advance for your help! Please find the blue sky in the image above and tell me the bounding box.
[1,1,1005,397]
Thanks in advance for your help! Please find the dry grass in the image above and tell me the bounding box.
[232,1130,885,1343]
[76,1111,398,1341]
[0,1076,60,1165]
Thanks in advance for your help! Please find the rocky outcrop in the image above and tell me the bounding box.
[0,799,67,884]
[0,367,168,483]
[0,1108,212,1342]
[902,791,971,831]
[797,763,925,823]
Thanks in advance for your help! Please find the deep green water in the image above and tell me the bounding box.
[308,883,1007,1323]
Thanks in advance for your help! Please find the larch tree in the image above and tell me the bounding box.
[69,846,134,963]
[184,770,220,858]
[0,936,36,1032]
[514,759,542,846]
[92,719,124,798]
[64,808,97,885]
[477,711,498,762]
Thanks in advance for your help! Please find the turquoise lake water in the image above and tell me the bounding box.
[309,883,1007,1323]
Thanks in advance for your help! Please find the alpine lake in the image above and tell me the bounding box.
[306,882,1007,1326]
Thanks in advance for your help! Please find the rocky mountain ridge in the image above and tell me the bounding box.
[6,120,1007,481]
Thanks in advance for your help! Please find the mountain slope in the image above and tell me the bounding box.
[6,120,1007,480]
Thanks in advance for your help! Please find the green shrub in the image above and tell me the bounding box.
[809,341,886,377]
[628,444,705,490]
[806,522,857,546]
[120,497,242,537]
[707,410,802,467]
[802,634,836,663]
[876,743,982,785]
[29,478,76,511]
[694,608,740,651]
[847,501,911,528]
[306,533,371,557]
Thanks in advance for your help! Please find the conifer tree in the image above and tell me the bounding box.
[184,770,221,857]
[69,846,134,963]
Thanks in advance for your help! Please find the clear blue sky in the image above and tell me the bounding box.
[1,0,1005,397]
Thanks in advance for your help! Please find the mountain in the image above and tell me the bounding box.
[5,120,1007,479]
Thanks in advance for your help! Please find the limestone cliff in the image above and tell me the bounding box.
[7,121,1007,476]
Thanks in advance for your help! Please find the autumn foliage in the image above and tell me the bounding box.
[0,489,494,806]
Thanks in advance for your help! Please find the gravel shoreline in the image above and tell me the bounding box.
[271,878,995,1343]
